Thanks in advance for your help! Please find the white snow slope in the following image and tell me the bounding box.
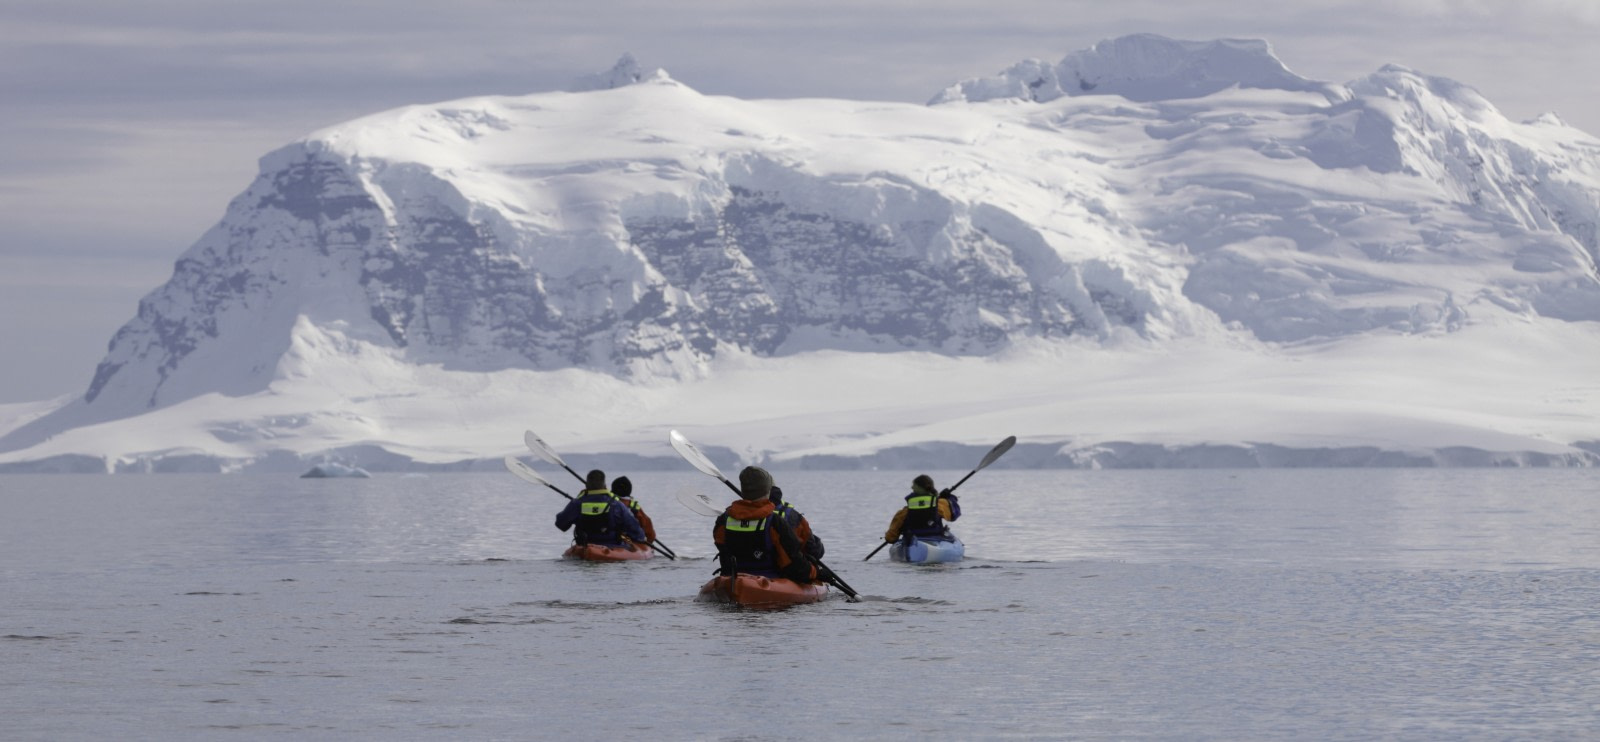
[3,36,1598,472]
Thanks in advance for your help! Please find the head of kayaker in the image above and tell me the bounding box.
[555,467,648,548]
[712,465,819,583]
[769,485,825,560]
[882,473,960,544]
[610,475,656,543]
[739,466,772,500]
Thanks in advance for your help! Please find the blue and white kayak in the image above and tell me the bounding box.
[889,535,965,564]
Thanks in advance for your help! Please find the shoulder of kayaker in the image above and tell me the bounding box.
[884,507,909,542]
[554,498,583,531]
[790,512,814,543]
[767,512,817,583]
[612,500,649,544]
[633,508,657,542]
[712,499,771,543]
[938,488,960,521]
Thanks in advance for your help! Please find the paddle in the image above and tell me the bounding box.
[864,435,1017,561]
[668,429,860,602]
[676,487,724,518]
[503,456,572,500]
[523,430,677,559]
[523,430,587,487]
[503,455,675,560]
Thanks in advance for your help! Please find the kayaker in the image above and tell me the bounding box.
[556,469,649,548]
[713,466,819,583]
[770,485,825,560]
[610,475,657,544]
[882,474,960,545]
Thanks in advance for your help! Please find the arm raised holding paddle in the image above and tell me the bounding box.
[865,435,1015,562]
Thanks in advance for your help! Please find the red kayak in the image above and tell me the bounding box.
[562,542,655,561]
[697,574,828,608]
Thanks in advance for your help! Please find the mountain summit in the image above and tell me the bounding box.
[3,35,1598,471]
[932,34,1329,103]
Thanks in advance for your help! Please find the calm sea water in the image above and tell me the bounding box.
[2,469,1598,740]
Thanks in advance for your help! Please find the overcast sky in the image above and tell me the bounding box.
[2,0,1596,403]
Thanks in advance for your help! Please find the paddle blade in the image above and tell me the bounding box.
[504,456,552,487]
[668,430,728,481]
[976,435,1017,471]
[675,487,724,518]
[523,430,568,468]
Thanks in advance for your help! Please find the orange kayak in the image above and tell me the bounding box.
[697,574,828,608]
[562,542,655,561]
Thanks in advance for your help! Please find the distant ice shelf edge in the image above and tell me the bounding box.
[3,439,1598,474]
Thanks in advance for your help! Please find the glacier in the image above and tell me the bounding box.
[2,34,1598,473]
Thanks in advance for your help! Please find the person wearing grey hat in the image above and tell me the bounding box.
[711,466,820,583]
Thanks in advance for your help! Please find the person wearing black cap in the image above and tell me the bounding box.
[610,476,656,544]
[712,466,818,583]
[556,469,648,548]
[769,485,824,560]
[883,473,960,545]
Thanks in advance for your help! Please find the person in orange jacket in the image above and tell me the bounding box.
[713,466,818,583]
[883,473,960,544]
[610,476,656,544]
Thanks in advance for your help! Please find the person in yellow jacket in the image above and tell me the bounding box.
[883,473,961,544]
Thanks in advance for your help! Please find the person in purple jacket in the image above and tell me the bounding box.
[556,469,648,547]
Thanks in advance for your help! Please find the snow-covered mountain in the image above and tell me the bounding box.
[4,34,1598,472]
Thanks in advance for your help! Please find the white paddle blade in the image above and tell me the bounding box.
[668,429,728,481]
[977,435,1017,470]
[503,456,551,487]
[675,487,724,518]
[523,430,568,468]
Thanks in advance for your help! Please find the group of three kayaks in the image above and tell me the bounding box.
[519,429,1017,609]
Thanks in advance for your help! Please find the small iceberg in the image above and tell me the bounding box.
[299,462,372,479]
